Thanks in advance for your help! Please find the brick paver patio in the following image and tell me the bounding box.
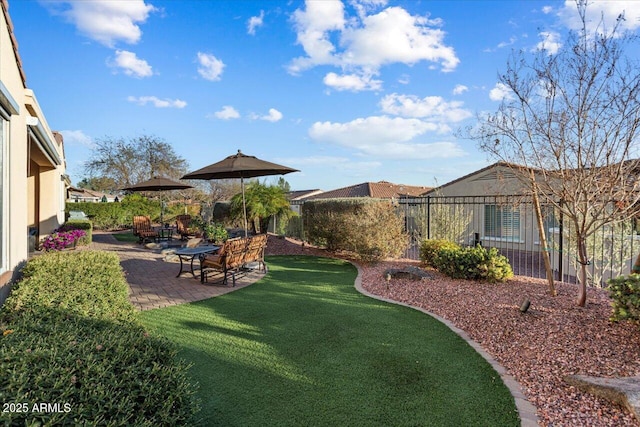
[91,231,265,311]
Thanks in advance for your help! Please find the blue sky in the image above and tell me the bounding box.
[7,0,640,191]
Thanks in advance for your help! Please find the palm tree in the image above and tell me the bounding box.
[230,182,293,233]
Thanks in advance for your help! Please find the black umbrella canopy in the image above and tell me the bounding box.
[121,177,193,225]
[181,150,299,180]
[121,176,193,192]
[181,150,299,236]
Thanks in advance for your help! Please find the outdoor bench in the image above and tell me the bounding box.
[200,234,267,286]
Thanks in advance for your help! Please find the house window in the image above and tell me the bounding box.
[484,204,520,241]
[0,116,5,273]
[543,206,559,234]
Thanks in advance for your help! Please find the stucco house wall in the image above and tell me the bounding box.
[407,162,638,285]
[1,0,67,302]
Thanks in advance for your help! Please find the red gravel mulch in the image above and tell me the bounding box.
[265,235,640,427]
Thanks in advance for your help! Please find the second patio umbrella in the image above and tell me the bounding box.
[181,150,299,236]
[121,176,193,224]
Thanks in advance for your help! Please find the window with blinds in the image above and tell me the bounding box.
[484,204,520,240]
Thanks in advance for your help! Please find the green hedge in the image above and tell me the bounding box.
[66,194,196,230]
[608,274,640,325]
[59,220,93,245]
[303,198,407,262]
[0,251,199,425]
[427,243,513,283]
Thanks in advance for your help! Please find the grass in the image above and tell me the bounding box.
[141,256,519,427]
[112,231,139,242]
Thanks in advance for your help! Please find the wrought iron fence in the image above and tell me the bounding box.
[281,196,638,286]
[398,195,639,287]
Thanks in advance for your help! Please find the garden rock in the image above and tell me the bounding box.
[565,374,640,419]
[383,266,433,281]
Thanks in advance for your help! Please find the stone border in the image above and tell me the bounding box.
[351,261,540,427]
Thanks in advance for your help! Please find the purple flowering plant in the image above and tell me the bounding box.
[41,229,87,251]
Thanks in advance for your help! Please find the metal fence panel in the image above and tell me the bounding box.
[285,196,637,286]
[398,195,638,287]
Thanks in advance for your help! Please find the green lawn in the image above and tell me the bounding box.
[112,231,139,242]
[141,256,519,427]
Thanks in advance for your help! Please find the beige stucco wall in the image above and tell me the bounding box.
[415,163,544,252]
[1,2,28,280]
[1,1,66,298]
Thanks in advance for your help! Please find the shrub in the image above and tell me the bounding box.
[608,274,640,324]
[58,220,93,245]
[420,239,461,267]
[203,222,228,243]
[40,229,86,251]
[304,198,407,262]
[0,251,199,425]
[432,245,513,283]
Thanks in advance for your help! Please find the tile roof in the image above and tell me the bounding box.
[286,189,324,200]
[305,181,431,200]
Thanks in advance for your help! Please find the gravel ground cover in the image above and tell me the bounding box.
[265,235,640,427]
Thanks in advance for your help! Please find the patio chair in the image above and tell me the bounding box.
[132,215,159,244]
[244,233,267,272]
[201,237,248,286]
[176,214,194,240]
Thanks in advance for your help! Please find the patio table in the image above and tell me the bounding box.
[156,226,175,241]
[174,246,219,278]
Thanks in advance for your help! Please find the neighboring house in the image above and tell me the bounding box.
[412,162,539,248]
[1,1,68,300]
[67,187,117,203]
[286,189,323,215]
[304,181,431,200]
[402,161,639,284]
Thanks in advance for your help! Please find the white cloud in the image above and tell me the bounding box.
[59,130,94,148]
[110,50,153,78]
[379,93,472,122]
[342,7,458,71]
[44,0,156,47]
[247,10,265,35]
[484,36,517,53]
[289,1,345,74]
[558,0,640,34]
[308,116,465,159]
[289,1,459,87]
[197,52,225,81]
[127,96,187,108]
[489,82,514,101]
[252,108,283,122]
[542,6,553,14]
[350,0,388,18]
[452,84,468,95]
[213,106,240,120]
[534,31,561,55]
[323,72,382,92]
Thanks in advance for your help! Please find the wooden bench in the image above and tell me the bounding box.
[200,234,268,286]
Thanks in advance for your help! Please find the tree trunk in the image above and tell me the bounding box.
[531,189,556,296]
[576,236,588,307]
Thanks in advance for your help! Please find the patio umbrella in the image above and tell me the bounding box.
[121,176,193,224]
[181,150,299,236]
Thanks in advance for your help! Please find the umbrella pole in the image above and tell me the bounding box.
[241,177,248,237]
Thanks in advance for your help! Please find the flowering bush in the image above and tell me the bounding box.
[40,229,86,251]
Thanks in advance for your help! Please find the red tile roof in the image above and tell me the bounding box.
[306,181,431,200]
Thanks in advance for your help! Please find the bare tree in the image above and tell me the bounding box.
[84,134,189,188]
[470,1,640,306]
